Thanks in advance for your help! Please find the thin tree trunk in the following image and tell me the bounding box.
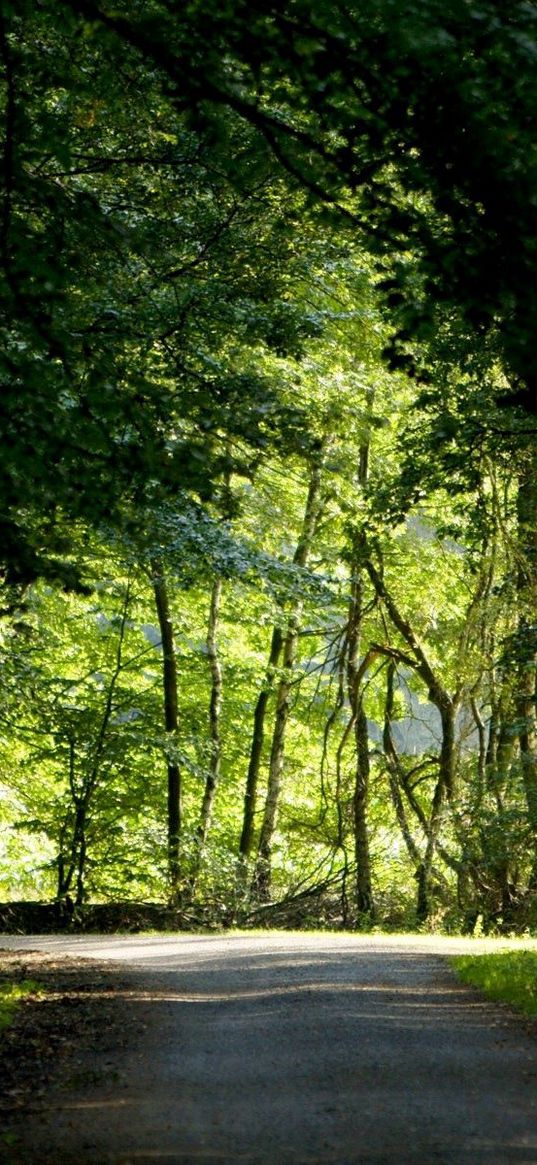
[346,556,375,919]
[57,739,78,900]
[516,452,537,883]
[75,828,87,908]
[346,421,376,921]
[190,576,223,893]
[364,555,462,918]
[384,662,422,868]
[417,779,445,923]
[364,555,458,793]
[321,629,351,923]
[252,616,298,900]
[518,656,537,836]
[353,699,374,916]
[151,559,182,905]
[238,625,283,868]
[470,697,487,797]
[251,457,325,900]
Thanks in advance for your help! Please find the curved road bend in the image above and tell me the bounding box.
[2,932,537,1165]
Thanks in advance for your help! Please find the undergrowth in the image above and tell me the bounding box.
[452,950,537,1017]
[0,981,40,1032]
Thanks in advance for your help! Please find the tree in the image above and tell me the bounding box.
[56,0,537,410]
[251,450,326,900]
[0,0,319,590]
[150,560,182,905]
[0,572,166,904]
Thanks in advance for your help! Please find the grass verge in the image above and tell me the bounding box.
[0,981,40,1033]
[452,949,537,1017]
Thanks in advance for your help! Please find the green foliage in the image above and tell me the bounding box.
[55,0,537,406]
[1,0,537,932]
[452,951,537,1017]
[0,0,326,587]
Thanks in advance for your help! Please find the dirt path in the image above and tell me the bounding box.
[1,933,537,1164]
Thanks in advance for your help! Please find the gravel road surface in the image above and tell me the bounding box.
[1,932,536,1164]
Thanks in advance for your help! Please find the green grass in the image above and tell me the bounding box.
[0,980,40,1032]
[452,950,537,1017]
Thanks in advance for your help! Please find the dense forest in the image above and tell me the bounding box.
[2,0,537,933]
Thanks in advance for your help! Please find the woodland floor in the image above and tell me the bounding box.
[0,933,536,1165]
[0,947,140,1161]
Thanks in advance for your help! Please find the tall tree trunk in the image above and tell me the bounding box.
[346,422,376,920]
[189,576,223,894]
[322,630,352,924]
[516,449,537,884]
[346,554,375,919]
[238,625,283,868]
[251,457,325,901]
[151,559,182,905]
[383,662,460,923]
[384,662,422,869]
[416,778,445,924]
[353,700,374,917]
[252,616,298,901]
[364,555,460,917]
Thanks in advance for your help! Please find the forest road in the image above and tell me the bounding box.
[2,932,537,1165]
